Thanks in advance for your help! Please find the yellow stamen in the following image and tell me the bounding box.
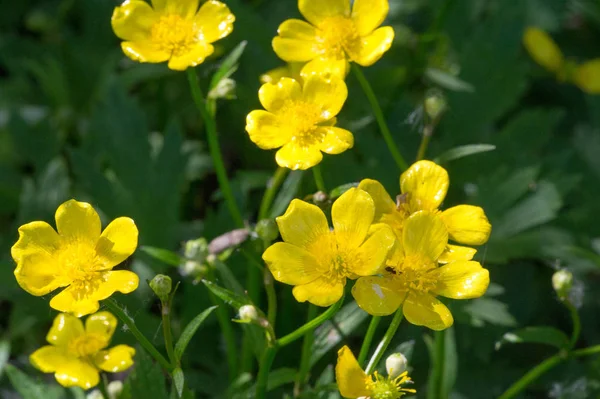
[151,15,199,56]
[278,100,325,147]
[317,16,360,59]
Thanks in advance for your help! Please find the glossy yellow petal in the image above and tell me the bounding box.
[85,311,118,342]
[438,244,477,264]
[523,27,564,73]
[273,37,319,62]
[11,221,60,262]
[351,0,389,36]
[352,276,406,316]
[352,224,395,276]
[260,63,304,84]
[95,345,136,373]
[259,77,303,113]
[276,199,329,250]
[55,358,100,389]
[195,0,235,43]
[50,286,101,317]
[275,142,323,170]
[403,291,453,331]
[46,313,85,347]
[431,261,489,299]
[357,179,396,222]
[30,346,71,372]
[263,242,323,285]
[332,188,375,248]
[120,41,171,63]
[94,270,140,300]
[335,346,371,398]
[55,200,101,243]
[573,59,600,94]
[317,126,354,154]
[167,42,214,70]
[163,0,199,19]
[278,19,318,41]
[300,56,349,79]
[402,211,448,260]
[400,160,449,211]
[350,26,394,66]
[111,0,157,41]
[246,110,291,149]
[298,0,350,27]
[95,217,139,270]
[302,74,348,121]
[293,277,345,306]
[441,205,491,246]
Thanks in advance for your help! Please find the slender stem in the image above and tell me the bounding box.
[358,316,381,366]
[161,302,177,367]
[416,128,433,161]
[351,64,409,171]
[264,269,277,327]
[104,299,173,372]
[565,301,581,349]
[365,307,404,374]
[186,68,244,228]
[255,345,279,399]
[573,344,600,357]
[428,330,446,399]
[258,167,289,220]
[295,305,319,393]
[312,165,326,192]
[100,374,110,399]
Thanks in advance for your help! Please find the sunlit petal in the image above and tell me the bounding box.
[55,200,101,244]
[441,205,491,246]
[431,261,490,299]
[351,0,389,36]
[94,345,136,373]
[111,0,157,41]
[400,160,449,211]
[350,26,394,66]
[167,42,214,71]
[302,74,348,121]
[438,244,477,264]
[195,0,235,43]
[55,359,100,389]
[275,142,323,170]
[96,217,138,270]
[276,199,329,250]
[403,291,453,331]
[259,78,303,113]
[317,126,354,154]
[352,276,406,316]
[246,110,291,150]
[292,277,345,307]
[263,242,323,285]
[402,211,448,260]
[332,188,375,248]
[46,313,85,347]
[335,346,371,398]
[357,179,396,222]
[298,0,351,27]
[85,311,118,343]
[30,346,72,373]
[352,225,395,276]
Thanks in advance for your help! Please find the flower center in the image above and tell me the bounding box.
[317,16,360,59]
[387,254,438,293]
[278,100,325,147]
[151,15,199,56]
[68,333,108,358]
[58,243,106,298]
[308,233,355,284]
[366,372,413,399]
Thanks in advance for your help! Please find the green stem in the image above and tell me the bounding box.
[428,330,446,399]
[358,316,381,366]
[351,64,409,171]
[104,299,173,372]
[161,302,177,367]
[312,165,326,192]
[573,345,600,357]
[295,305,319,393]
[255,345,279,399]
[565,301,581,349]
[264,269,277,328]
[186,68,244,228]
[100,374,110,399]
[365,307,404,374]
[258,167,289,220]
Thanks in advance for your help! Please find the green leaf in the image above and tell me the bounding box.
[209,41,248,91]
[425,67,475,92]
[140,246,184,267]
[201,279,252,310]
[0,340,10,378]
[122,346,168,399]
[434,144,496,164]
[329,182,359,199]
[175,306,218,361]
[495,326,570,350]
[269,170,305,218]
[68,387,86,399]
[5,364,65,399]
[266,367,297,391]
[463,298,517,327]
[172,367,185,398]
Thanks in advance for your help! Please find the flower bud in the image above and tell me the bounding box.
[107,381,123,399]
[149,274,172,302]
[184,238,209,260]
[552,269,573,301]
[208,78,236,100]
[255,219,279,243]
[523,27,564,73]
[386,353,408,379]
[424,91,447,120]
[238,305,259,323]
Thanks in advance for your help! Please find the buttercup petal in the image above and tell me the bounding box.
[167,42,214,71]
[350,26,395,66]
[55,200,101,244]
[441,205,491,246]
[195,0,235,43]
[298,0,351,27]
[400,160,449,211]
[352,225,395,276]
[357,179,396,222]
[55,358,100,389]
[573,59,600,94]
[11,221,60,262]
[335,346,371,398]
[402,211,448,260]
[95,217,139,270]
[292,277,345,307]
[300,57,349,79]
[162,0,199,19]
[332,188,375,249]
[50,286,101,317]
[276,199,329,250]
[85,311,118,343]
[302,74,348,121]
[111,0,157,41]
[260,63,304,84]
[46,313,85,347]
[431,261,489,299]
[273,37,319,62]
[275,142,323,170]
[317,126,354,154]
[30,346,72,373]
[403,291,453,331]
[277,19,318,41]
[120,41,171,64]
[351,0,389,36]
[246,110,291,149]
[353,276,406,316]
[523,27,564,73]
[95,345,136,373]
[263,242,323,285]
[438,244,477,264]
[258,77,303,113]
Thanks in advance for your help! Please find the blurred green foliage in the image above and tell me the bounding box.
[2,0,600,398]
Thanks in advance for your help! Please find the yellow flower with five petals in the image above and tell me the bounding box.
[335,345,415,399]
[272,0,395,78]
[263,188,395,306]
[246,75,353,170]
[260,62,305,84]
[352,211,490,330]
[111,0,235,71]
[30,312,135,389]
[12,199,139,317]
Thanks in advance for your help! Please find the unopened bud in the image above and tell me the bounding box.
[386,353,408,379]
[238,305,259,323]
[184,238,209,260]
[313,191,328,205]
[107,381,123,399]
[552,269,573,301]
[208,78,236,100]
[150,274,172,302]
[255,219,279,243]
[424,91,447,120]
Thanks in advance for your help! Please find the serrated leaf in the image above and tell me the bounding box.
[5,364,65,399]
[425,67,475,92]
[269,170,304,218]
[434,144,496,164]
[175,306,218,361]
[201,280,252,310]
[329,182,358,199]
[495,326,570,350]
[172,367,185,398]
[209,41,248,91]
[141,246,183,267]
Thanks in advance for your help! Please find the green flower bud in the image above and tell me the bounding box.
[255,219,279,243]
[386,353,408,379]
[208,78,236,100]
[238,305,259,323]
[424,91,447,120]
[552,269,573,301]
[184,238,208,261]
[150,274,172,302]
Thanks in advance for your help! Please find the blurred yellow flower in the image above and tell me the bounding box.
[260,62,305,84]
[272,0,394,78]
[111,0,235,71]
[352,211,490,330]
[335,345,415,399]
[246,75,353,170]
[12,199,139,317]
[523,26,600,94]
[263,188,395,306]
[30,312,135,389]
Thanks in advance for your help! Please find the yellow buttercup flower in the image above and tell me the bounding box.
[12,199,139,317]
[263,188,395,306]
[352,211,490,330]
[246,75,353,170]
[30,312,135,389]
[335,346,415,399]
[272,0,395,78]
[260,62,304,84]
[111,0,235,71]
